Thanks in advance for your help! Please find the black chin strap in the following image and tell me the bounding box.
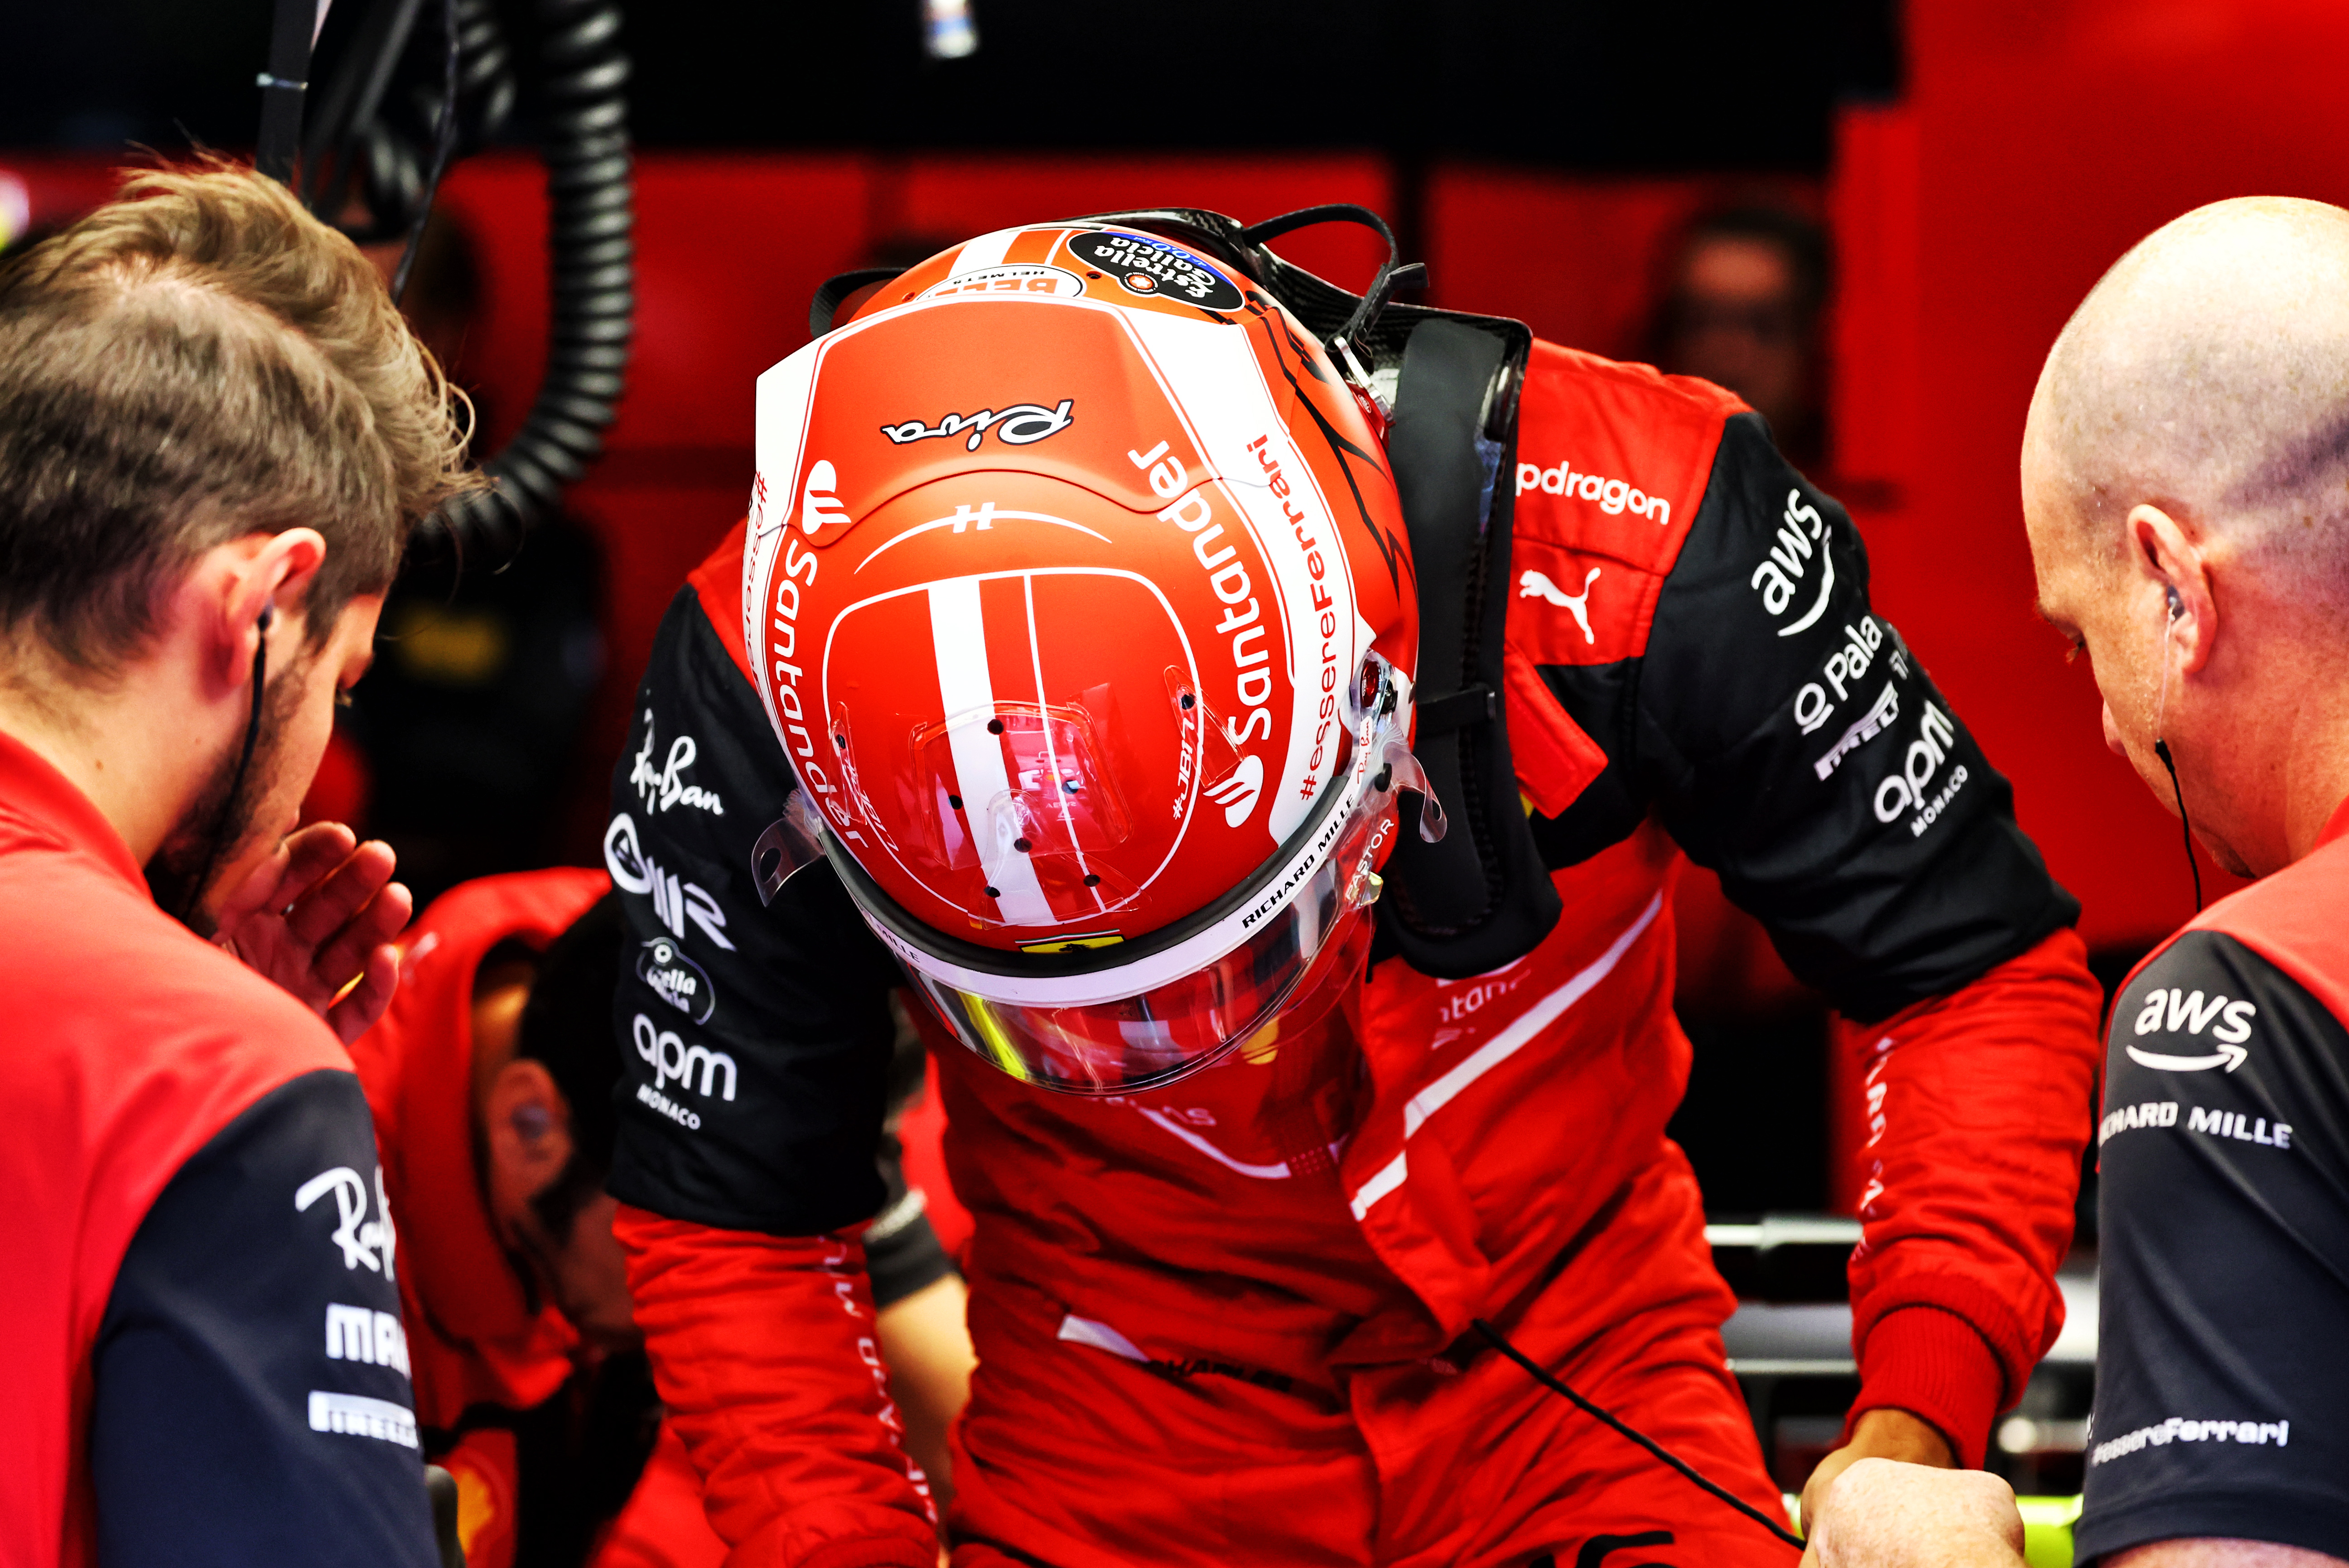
[177,608,273,929]
[2153,737,2203,912]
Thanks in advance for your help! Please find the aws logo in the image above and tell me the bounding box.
[2127,985,2256,1072]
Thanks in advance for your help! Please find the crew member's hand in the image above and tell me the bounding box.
[1801,1407,1957,1537]
[213,822,411,1042]
[1798,1457,2026,1568]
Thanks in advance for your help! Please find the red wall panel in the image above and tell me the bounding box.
[1843,0,2349,953]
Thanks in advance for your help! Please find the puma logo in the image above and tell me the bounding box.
[1519,567,1601,644]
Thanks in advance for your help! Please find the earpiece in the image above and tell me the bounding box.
[514,1104,553,1140]
[258,603,275,634]
[2166,584,2184,621]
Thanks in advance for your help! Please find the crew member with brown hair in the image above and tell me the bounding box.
[0,160,477,1566]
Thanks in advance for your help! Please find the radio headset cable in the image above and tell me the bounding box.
[266,0,635,567]
[1471,1318,1806,1551]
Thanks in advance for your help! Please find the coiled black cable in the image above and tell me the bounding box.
[293,0,633,567]
[428,0,634,565]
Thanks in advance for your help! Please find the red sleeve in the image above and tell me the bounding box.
[614,1206,938,1568]
[1838,926,2103,1467]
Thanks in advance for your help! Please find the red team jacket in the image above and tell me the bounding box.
[601,341,2106,1566]
[0,729,435,1567]
[353,867,727,1568]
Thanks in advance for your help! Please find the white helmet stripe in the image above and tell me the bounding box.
[927,576,1055,926]
[947,227,1022,277]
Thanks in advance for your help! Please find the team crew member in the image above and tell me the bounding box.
[605,217,2105,1566]
[354,869,974,1567]
[1805,200,2349,1567]
[0,163,476,1565]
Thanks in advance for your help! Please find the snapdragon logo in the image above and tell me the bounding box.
[1515,460,1671,525]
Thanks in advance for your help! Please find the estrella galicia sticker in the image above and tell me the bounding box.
[1068,231,1244,311]
[637,936,717,1025]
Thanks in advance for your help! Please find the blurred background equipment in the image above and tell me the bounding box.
[18,4,2349,1544]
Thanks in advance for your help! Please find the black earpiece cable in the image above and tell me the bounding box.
[2152,738,2202,912]
[1472,1318,1805,1550]
[2154,585,2203,912]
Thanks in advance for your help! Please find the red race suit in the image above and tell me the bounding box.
[600,342,2104,1568]
[0,727,438,1568]
[358,867,955,1568]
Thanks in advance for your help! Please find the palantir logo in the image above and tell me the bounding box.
[1206,753,1264,827]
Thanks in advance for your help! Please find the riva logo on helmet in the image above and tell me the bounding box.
[801,459,851,536]
[1069,231,1245,312]
[879,399,1076,453]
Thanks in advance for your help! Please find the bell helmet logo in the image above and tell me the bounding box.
[1205,754,1264,827]
[637,937,716,1025]
[801,459,850,536]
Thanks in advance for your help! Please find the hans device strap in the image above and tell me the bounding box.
[1378,316,1560,976]
[807,206,1562,977]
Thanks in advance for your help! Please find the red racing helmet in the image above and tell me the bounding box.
[747,220,1442,1093]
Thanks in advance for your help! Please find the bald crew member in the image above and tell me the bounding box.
[1804,197,2349,1567]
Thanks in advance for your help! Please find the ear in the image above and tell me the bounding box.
[2127,503,2218,676]
[483,1057,577,1204]
[185,528,332,691]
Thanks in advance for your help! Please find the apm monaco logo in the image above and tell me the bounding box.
[880,399,1076,453]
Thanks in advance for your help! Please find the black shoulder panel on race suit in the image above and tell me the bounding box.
[1529,413,2079,1023]
[604,585,907,1236]
[2080,931,2349,1560]
[90,1069,438,1568]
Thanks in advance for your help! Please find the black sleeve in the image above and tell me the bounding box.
[1529,413,2077,1020]
[2076,930,2349,1562]
[89,1068,438,1568]
[866,1126,956,1308]
[604,585,907,1235]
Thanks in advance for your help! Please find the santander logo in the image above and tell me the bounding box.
[800,459,850,535]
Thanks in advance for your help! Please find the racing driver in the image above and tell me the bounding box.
[600,213,2104,1567]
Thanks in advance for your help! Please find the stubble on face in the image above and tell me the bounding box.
[144,651,309,933]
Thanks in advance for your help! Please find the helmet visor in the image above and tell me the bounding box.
[904,782,1397,1093]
